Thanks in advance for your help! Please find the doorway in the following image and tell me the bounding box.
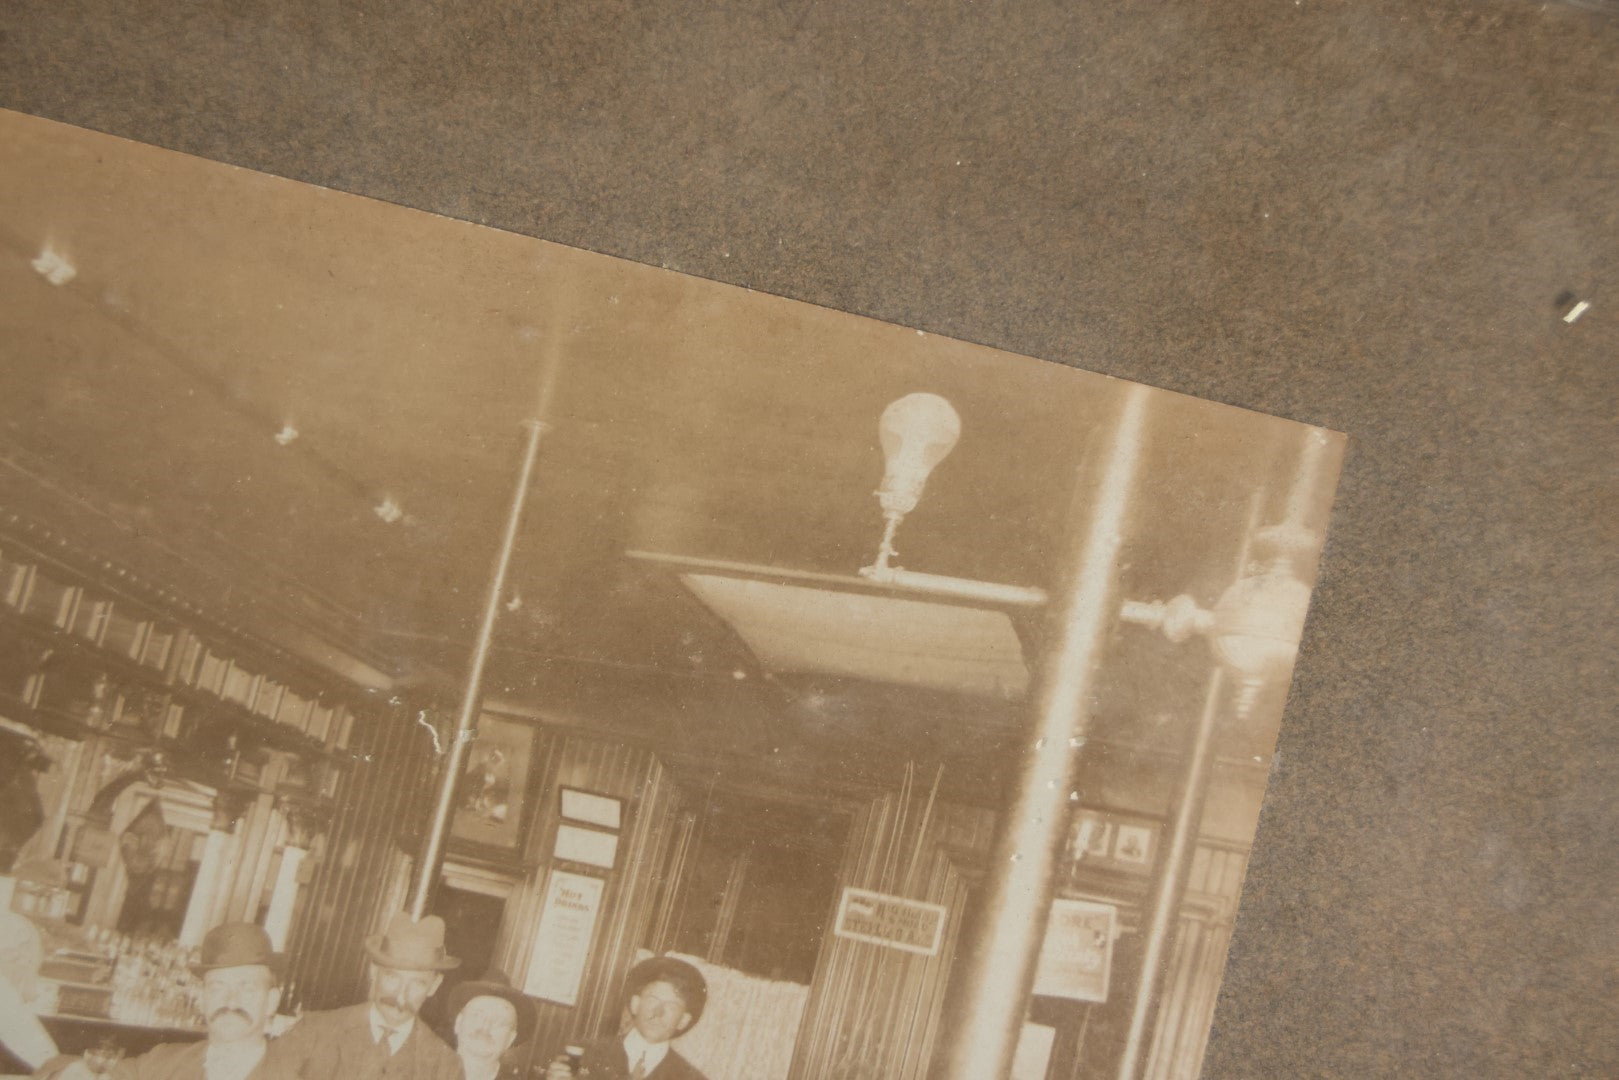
[426,865,518,1034]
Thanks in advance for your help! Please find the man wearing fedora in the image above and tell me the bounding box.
[38,921,293,1080]
[543,957,709,1080]
[445,971,533,1080]
[273,912,461,1080]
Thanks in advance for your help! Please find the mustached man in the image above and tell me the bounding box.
[39,921,295,1080]
[272,912,461,1080]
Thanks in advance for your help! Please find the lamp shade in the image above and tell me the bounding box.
[1207,570,1311,680]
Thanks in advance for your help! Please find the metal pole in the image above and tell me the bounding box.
[408,415,549,918]
[1113,665,1226,1080]
[937,383,1150,1080]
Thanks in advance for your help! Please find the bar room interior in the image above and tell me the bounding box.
[0,116,1340,1080]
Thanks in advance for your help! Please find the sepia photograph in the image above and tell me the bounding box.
[0,108,1343,1080]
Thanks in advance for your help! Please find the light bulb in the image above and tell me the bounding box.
[876,393,961,517]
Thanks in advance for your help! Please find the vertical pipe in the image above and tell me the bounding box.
[937,383,1150,1080]
[1114,666,1226,1080]
[408,417,548,919]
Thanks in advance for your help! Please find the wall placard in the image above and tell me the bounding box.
[832,887,947,956]
[559,788,622,830]
[521,869,605,1006]
[553,823,619,869]
[1032,898,1117,1003]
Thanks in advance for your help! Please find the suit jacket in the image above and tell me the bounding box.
[574,1038,707,1080]
[271,1003,461,1080]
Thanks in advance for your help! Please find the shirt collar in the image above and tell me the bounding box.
[623,1029,671,1073]
[367,1006,414,1053]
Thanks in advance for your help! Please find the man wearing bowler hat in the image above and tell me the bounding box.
[445,971,533,1080]
[38,921,294,1080]
[544,957,709,1080]
[274,912,462,1080]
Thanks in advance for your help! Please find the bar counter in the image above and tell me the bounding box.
[40,1013,205,1057]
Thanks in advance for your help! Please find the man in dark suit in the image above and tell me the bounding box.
[544,957,709,1080]
[272,912,462,1080]
[36,921,295,1080]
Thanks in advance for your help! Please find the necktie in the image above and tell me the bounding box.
[630,1051,647,1080]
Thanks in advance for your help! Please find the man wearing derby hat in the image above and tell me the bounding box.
[38,921,294,1080]
[544,957,709,1080]
[445,971,533,1080]
[274,912,461,1080]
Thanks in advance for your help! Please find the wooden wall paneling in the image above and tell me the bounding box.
[646,808,699,956]
[500,730,686,1066]
[283,701,437,1009]
[581,755,674,1027]
[790,797,879,1076]
[790,794,996,1080]
[283,718,363,1006]
[707,848,750,963]
[318,712,389,1002]
[1141,844,1248,1080]
[902,808,993,1079]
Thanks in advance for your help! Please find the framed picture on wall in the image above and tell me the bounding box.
[1064,810,1160,876]
[1112,824,1153,866]
[449,714,537,854]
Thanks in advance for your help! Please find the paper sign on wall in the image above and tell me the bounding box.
[553,824,619,869]
[522,870,604,1005]
[832,887,947,956]
[1032,897,1117,1003]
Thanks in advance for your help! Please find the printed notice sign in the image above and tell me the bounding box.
[1031,898,1117,1003]
[522,870,605,1005]
[833,887,947,956]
